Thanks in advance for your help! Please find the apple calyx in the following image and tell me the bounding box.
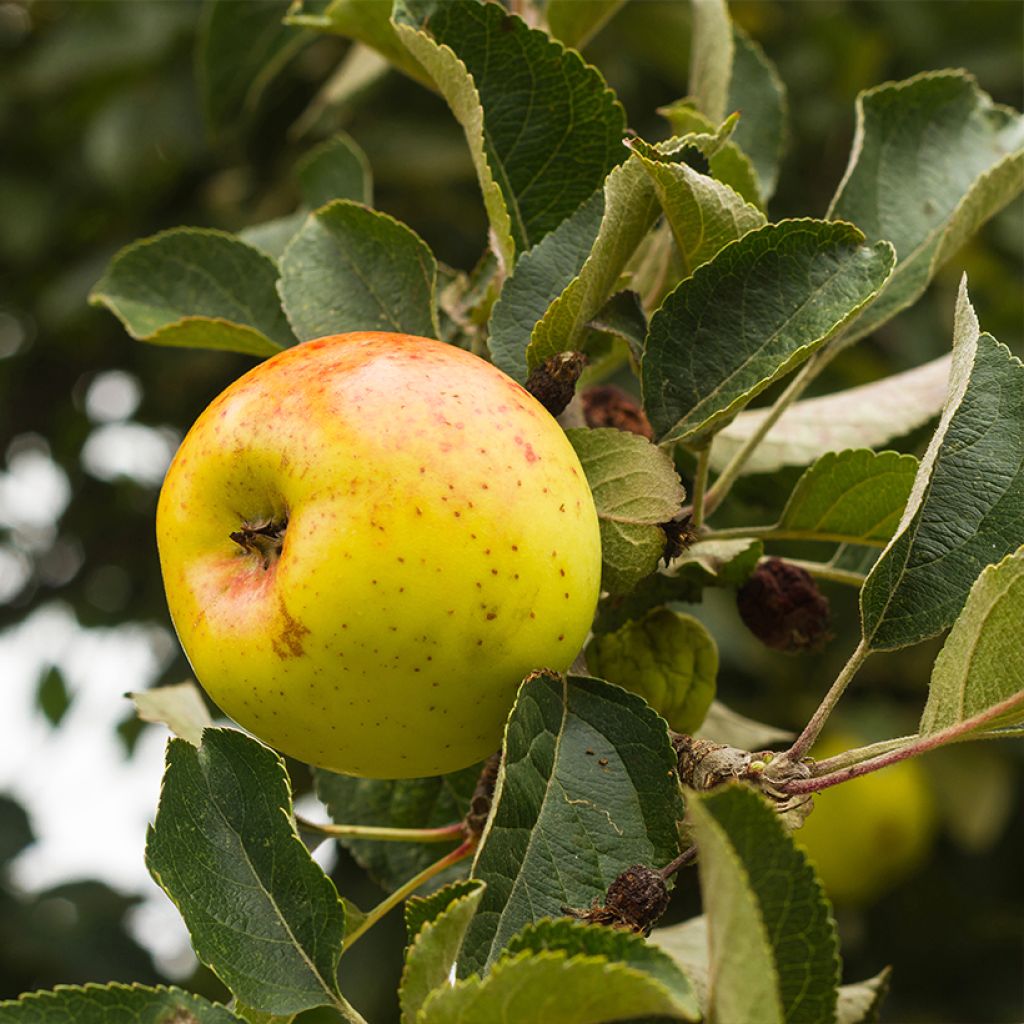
[229,516,288,569]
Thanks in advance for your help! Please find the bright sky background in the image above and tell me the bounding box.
[0,365,336,980]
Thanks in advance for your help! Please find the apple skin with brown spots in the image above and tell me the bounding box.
[156,332,602,778]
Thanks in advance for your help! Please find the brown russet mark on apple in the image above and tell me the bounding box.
[272,598,311,660]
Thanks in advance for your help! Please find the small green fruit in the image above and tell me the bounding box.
[586,608,718,733]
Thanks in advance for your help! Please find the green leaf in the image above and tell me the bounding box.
[566,427,686,593]
[829,70,1024,345]
[777,449,919,544]
[587,608,718,733]
[405,879,483,943]
[240,213,308,262]
[545,0,625,49]
[460,672,685,976]
[861,281,1024,650]
[488,190,604,383]
[687,784,840,1024]
[0,983,243,1023]
[285,0,432,88]
[654,918,887,1023]
[296,132,373,208]
[688,0,733,125]
[642,220,895,445]
[709,353,951,476]
[503,919,699,1016]
[400,880,486,1024]
[420,948,698,1024]
[696,702,793,750]
[837,967,892,1024]
[628,130,766,272]
[197,0,310,137]
[314,765,480,893]
[393,0,626,266]
[90,228,295,356]
[652,105,763,209]
[649,915,709,1010]
[526,156,661,370]
[278,200,439,341]
[920,545,1024,735]
[127,680,213,746]
[593,538,762,633]
[728,26,787,201]
[145,729,349,1016]
[36,666,71,728]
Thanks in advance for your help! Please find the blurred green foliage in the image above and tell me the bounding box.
[1,1,1021,1021]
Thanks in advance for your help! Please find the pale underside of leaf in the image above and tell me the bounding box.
[708,353,952,475]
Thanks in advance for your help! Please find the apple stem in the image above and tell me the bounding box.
[659,844,697,879]
[341,837,477,953]
[296,816,467,844]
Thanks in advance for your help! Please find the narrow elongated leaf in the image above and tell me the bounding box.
[461,673,684,976]
[285,0,432,88]
[488,190,604,383]
[545,0,625,49]
[503,919,699,1016]
[861,281,1024,650]
[278,200,438,341]
[688,0,733,124]
[920,545,1024,734]
[778,449,919,544]
[296,132,373,208]
[198,0,310,137]
[526,156,661,369]
[587,608,718,733]
[628,132,766,274]
[0,984,243,1023]
[146,729,348,1016]
[829,70,1024,344]
[567,427,686,592]
[315,764,480,893]
[728,26,787,201]
[642,220,895,445]
[421,947,698,1024]
[128,681,213,746]
[90,229,294,356]
[710,353,952,475]
[688,784,840,1024]
[393,0,626,265]
[400,880,486,1024]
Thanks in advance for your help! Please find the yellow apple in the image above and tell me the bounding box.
[795,733,938,905]
[157,332,602,778]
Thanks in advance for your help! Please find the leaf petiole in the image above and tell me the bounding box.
[341,838,477,953]
[295,817,467,844]
[779,690,1024,796]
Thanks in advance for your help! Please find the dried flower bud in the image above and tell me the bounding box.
[737,559,831,653]
[465,748,502,838]
[580,384,654,439]
[660,512,696,563]
[563,863,669,934]
[525,352,587,416]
